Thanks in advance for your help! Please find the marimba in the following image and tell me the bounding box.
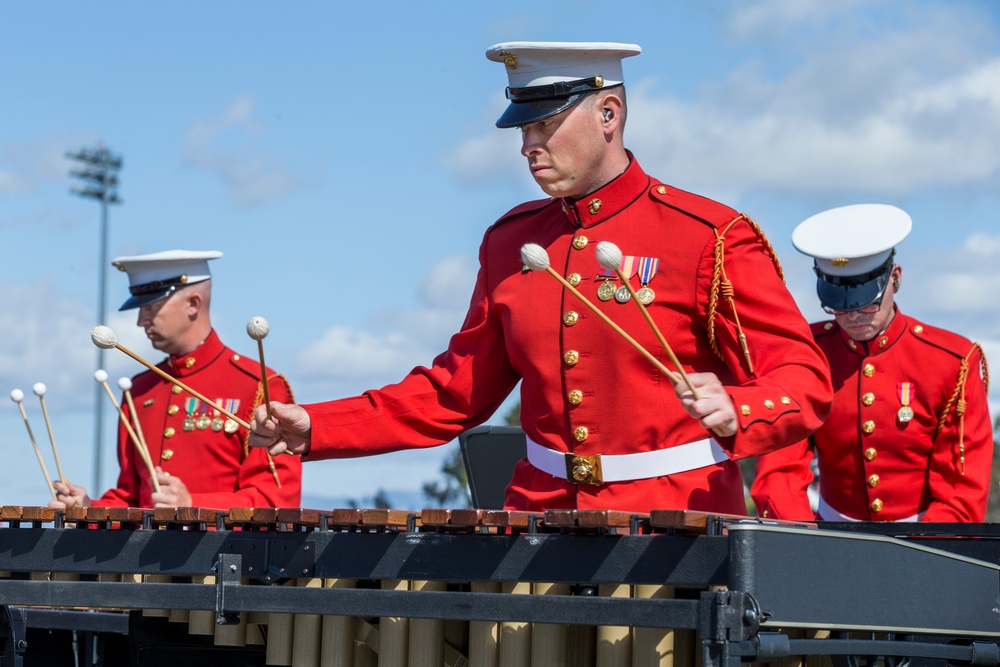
[0,506,999,666]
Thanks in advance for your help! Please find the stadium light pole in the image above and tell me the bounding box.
[67,143,123,492]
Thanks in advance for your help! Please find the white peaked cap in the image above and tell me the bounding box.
[112,249,222,310]
[792,204,912,277]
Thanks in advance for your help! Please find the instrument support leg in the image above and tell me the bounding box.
[0,606,27,667]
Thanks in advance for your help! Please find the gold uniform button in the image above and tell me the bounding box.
[567,389,583,406]
[587,198,602,215]
[171,385,183,395]
[162,449,174,461]
[864,447,877,461]
[163,427,176,438]
[167,405,180,416]
[656,186,666,195]
[862,392,875,406]
[848,339,857,350]
[572,235,589,250]
[871,498,883,513]
[913,325,923,334]
[563,311,579,326]
[878,336,888,348]
[862,420,875,435]
[573,426,589,442]
[764,399,774,410]
[863,363,876,378]
[823,322,834,331]
[564,350,580,366]
[232,354,241,361]
[185,357,196,369]
[781,396,791,405]
[567,273,581,287]
[741,405,751,416]
[867,474,880,488]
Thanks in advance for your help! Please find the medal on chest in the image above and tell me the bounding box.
[896,382,914,423]
[183,397,199,431]
[635,256,659,305]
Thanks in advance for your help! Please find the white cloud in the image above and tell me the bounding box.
[0,170,30,195]
[292,255,478,395]
[0,281,147,411]
[0,137,81,196]
[182,95,307,208]
[965,233,1000,258]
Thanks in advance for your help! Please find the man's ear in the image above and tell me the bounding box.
[185,290,203,317]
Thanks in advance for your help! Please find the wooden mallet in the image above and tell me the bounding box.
[32,382,66,484]
[595,241,726,438]
[95,370,161,493]
[10,388,56,500]
[522,243,726,438]
[246,316,274,420]
[246,316,285,480]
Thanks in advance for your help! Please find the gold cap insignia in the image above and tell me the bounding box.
[499,51,517,69]
[831,258,850,267]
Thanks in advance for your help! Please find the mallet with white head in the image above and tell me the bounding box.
[32,382,66,484]
[596,241,726,438]
[11,388,56,500]
[94,370,160,493]
[595,241,690,391]
[246,316,283,485]
[525,243,727,438]
[118,376,153,474]
[246,316,273,420]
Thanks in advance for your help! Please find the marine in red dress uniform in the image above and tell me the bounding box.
[95,329,301,509]
[251,42,832,514]
[52,250,302,511]
[752,205,992,522]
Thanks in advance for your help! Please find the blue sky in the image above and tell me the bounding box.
[2,1,999,507]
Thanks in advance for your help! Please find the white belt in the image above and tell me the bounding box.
[526,436,728,485]
[818,495,923,523]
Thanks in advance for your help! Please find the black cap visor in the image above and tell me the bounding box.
[814,258,893,313]
[496,94,586,128]
[118,286,178,311]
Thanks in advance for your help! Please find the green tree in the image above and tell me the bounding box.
[423,446,471,507]
[347,488,392,509]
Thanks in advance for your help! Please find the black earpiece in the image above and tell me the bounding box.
[603,108,614,122]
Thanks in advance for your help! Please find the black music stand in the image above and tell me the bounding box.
[459,425,527,509]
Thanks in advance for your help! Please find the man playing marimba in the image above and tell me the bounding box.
[51,250,302,509]
[752,205,993,522]
[249,42,833,514]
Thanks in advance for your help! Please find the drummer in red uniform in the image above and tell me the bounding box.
[752,205,992,522]
[51,250,302,509]
[249,42,833,514]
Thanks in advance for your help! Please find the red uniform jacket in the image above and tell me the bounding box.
[304,157,832,513]
[95,330,302,509]
[752,310,992,522]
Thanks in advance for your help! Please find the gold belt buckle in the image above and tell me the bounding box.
[565,453,603,485]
